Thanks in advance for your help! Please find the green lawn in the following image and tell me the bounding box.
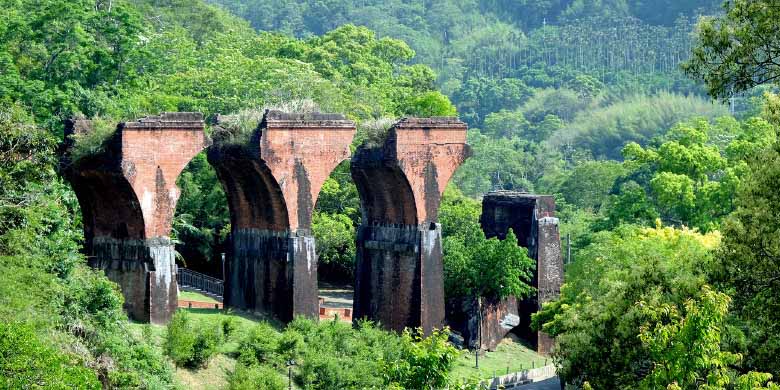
[179,289,220,303]
[451,339,550,381]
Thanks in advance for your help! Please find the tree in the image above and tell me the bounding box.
[684,0,780,99]
[384,328,460,390]
[558,160,626,211]
[637,286,774,390]
[532,224,739,389]
[451,130,536,197]
[439,187,535,302]
[602,116,772,231]
[482,109,530,139]
[399,91,457,117]
[311,211,356,283]
[714,142,780,376]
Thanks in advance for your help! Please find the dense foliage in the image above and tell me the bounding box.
[0,104,175,388]
[165,310,225,368]
[532,224,779,389]
[6,0,780,388]
[684,0,780,99]
[231,317,463,390]
[714,142,780,376]
[439,188,536,301]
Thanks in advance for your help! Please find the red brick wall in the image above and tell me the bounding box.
[260,115,355,231]
[121,115,209,238]
[179,300,223,310]
[392,118,469,224]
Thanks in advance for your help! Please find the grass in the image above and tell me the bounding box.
[174,354,236,390]
[451,338,550,381]
[128,307,284,389]
[128,305,546,387]
[179,290,220,303]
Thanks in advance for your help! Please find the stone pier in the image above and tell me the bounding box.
[62,113,209,323]
[208,111,355,322]
[351,118,469,334]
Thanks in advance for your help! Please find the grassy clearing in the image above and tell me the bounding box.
[179,290,220,303]
[451,338,550,381]
[174,354,236,390]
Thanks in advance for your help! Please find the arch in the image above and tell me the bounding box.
[206,143,295,317]
[69,167,146,243]
[208,144,290,231]
[62,112,210,324]
[351,157,418,226]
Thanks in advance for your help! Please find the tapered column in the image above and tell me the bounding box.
[63,113,209,323]
[209,110,355,321]
[480,191,563,354]
[352,118,469,334]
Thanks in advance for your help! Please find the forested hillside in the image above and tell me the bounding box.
[4,0,780,388]
[0,0,458,387]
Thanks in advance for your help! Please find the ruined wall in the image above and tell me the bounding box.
[457,296,520,352]
[536,216,563,354]
[352,118,468,334]
[210,111,355,322]
[63,113,208,324]
[476,191,563,354]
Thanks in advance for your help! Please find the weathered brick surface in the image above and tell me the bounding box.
[121,113,208,238]
[477,191,564,355]
[179,300,223,309]
[351,118,469,334]
[449,296,520,351]
[260,111,356,231]
[536,216,563,355]
[63,113,208,324]
[209,110,355,322]
[392,118,470,224]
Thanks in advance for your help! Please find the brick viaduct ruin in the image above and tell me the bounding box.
[479,191,564,354]
[61,111,470,331]
[61,111,562,353]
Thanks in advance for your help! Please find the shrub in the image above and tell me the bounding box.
[232,318,465,390]
[165,311,222,368]
[68,117,118,162]
[220,314,238,339]
[353,117,396,149]
[228,364,285,390]
[276,329,304,363]
[237,322,280,366]
[384,327,460,390]
[399,91,457,117]
[0,323,100,389]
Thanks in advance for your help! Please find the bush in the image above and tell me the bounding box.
[399,91,457,117]
[68,117,119,162]
[311,211,356,283]
[0,323,100,389]
[237,322,281,366]
[385,328,460,390]
[232,318,465,390]
[165,311,223,368]
[228,364,286,390]
[220,314,239,339]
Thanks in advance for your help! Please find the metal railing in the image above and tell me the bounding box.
[177,268,223,298]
